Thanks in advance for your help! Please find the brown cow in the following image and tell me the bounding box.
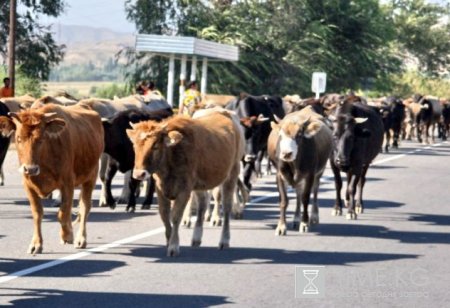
[127,112,244,257]
[268,106,332,234]
[0,104,104,254]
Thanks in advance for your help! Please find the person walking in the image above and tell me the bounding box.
[179,81,202,116]
[0,78,13,98]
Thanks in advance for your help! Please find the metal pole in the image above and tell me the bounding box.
[8,0,17,96]
[200,57,208,95]
[167,54,175,107]
[179,55,187,107]
[190,56,197,81]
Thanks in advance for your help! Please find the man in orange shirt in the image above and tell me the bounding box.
[0,78,13,98]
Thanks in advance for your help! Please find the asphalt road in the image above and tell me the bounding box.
[0,139,449,307]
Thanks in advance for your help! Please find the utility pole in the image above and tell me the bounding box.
[8,0,17,96]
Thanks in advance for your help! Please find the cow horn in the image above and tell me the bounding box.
[354,117,368,124]
[8,112,21,122]
[257,114,270,122]
[129,121,137,129]
[273,114,282,123]
[43,112,58,119]
[421,104,429,109]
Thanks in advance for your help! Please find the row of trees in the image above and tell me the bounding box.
[1,0,450,98]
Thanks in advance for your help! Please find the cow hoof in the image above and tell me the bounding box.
[233,211,243,219]
[99,196,108,207]
[219,242,230,250]
[210,217,222,227]
[167,245,180,257]
[275,224,287,236]
[355,206,363,214]
[0,181,3,186]
[299,222,309,233]
[75,237,87,249]
[27,244,43,254]
[126,206,136,213]
[309,214,319,225]
[204,214,211,222]
[346,212,357,220]
[141,204,151,210]
[331,209,342,216]
[182,218,191,228]
[191,240,201,247]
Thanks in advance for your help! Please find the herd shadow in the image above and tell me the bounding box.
[408,213,450,226]
[0,288,230,308]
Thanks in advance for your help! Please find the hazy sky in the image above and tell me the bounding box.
[40,0,136,33]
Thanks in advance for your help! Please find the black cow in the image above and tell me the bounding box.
[372,96,405,152]
[330,98,384,219]
[439,102,450,141]
[226,94,285,191]
[414,95,442,144]
[0,102,11,186]
[101,108,173,212]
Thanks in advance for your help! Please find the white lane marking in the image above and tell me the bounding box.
[0,141,447,284]
[0,227,163,284]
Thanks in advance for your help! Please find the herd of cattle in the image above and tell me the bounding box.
[0,91,448,256]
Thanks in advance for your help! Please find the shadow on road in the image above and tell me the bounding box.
[123,245,418,266]
[408,213,450,226]
[0,288,230,308]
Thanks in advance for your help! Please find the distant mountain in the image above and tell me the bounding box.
[50,24,135,66]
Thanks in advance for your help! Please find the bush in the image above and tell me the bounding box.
[90,83,131,99]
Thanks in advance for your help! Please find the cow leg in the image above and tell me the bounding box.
[75,176,96,249]
[210,187,222,226]
[330,161,343,216]
[0,166,3,186]
[181,193,196,228]
[156,187,172,245]
[431,123,435,144]
[192,190,209,247]
[275,173,289,235]
[125,176,139,213]
[219,171,238,250]
[384,130,390,153]
[24,186,44,254]
[292,183,302,230]
[345,172,352,208]
[417,123,423,143]
[346,172,360,220]
[99,160,118,209]
[232,179,247,219]
[58,184,75,245]
[141,177,155,210]
[309,172,322,225]
[117,171,134,205]
[167,190,191,257]
[355,165,369,214]
[242,161,254,192]
[299,176,314,233]
[255,150,264,178]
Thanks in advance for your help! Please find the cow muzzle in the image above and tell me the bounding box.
[19,164,40,176]
[132,169,150,181]
[244,154,256,162]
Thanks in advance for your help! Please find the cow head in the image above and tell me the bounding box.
[127,120,183,180]
[0,110,66,176]
[332,115,370,172]
[239,114,269,162]
[273,118,323,162]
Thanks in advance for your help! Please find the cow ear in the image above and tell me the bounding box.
[126,129,136,143]
[165,130,183,147]
[304,121,322,139]
[45,119,66,138]
[355,127,371,138]
[0,116,16,137]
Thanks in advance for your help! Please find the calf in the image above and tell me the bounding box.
[330,98,384,219]
[101,108,173,212]
[0,104,104,254]
[128,112,245,257]
[268,106,332,235]
[415,95,442,144]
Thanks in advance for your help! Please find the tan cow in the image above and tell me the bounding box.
[127,112,245,257]
[0,104,104,254]
[0,95,36,112]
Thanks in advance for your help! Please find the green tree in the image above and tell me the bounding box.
[0,0,66,80]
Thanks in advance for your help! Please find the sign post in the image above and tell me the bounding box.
[311,72,326,99]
